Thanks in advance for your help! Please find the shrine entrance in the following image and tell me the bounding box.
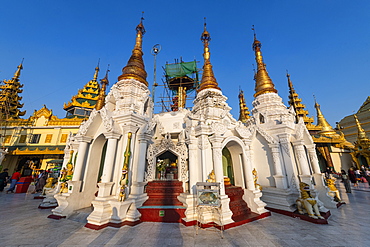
[156,151,178,180]
[222,147,235,186]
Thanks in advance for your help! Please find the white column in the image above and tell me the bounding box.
[293,141,311,176]
[187,136,198,194]
[72,136,92,181]
[242,142,255,190]
[269,144,283,176]
[209,135,225,195]
[269,143,288,189]
[306,144,322,174]
[136,133,149,183]
[100,133,121,183]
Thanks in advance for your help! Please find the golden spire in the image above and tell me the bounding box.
[93,59,100,82]
[238,89,250,123]
[197,18,221,93]
[354,114,369,141]
[314,98,336,135]
[118,15,148,86]
[95,66,110,110]
[12,60,24,81]
[252,26,277,98]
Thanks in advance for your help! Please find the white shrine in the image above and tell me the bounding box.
[49,19,336,229]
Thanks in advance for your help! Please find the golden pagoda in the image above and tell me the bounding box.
[0,62,26,119]
[350,115,370,168]
[63,64,101,118]
[312,99,354,171]
[118,16,148,86]
[287,73,320,131]
[252,29,277,98]
[238,89,250,123]
[197,19,221,93]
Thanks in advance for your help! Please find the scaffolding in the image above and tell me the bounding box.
[155,59,200,112]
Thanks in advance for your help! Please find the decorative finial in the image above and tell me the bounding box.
[252,29,277,97]
[95,64,110,111]
[12,58,24,80]
[118,15,148,86]
[198,18,220,93]
[93,59,100,82]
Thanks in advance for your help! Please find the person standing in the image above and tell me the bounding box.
[34,170,47,193]
[348,167,358,187]
[341,170,351,193]
[0,168,9,192]
[6,170,21,193]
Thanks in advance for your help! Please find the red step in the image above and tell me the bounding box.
[140,180,185,222]
[225,185,253,222]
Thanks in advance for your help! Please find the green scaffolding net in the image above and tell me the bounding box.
[165,61,197,78]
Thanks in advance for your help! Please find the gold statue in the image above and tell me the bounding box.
[326,178,342,202]
[59,182,69,194]
[60,168,67,182]
[206,170,216,183]
[252,168,262,190]
[44,177,54,188]
[296,182,324,219]
[119,132,132,201]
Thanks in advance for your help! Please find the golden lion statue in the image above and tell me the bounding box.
[296,182,324,219]
[326,178,341,202]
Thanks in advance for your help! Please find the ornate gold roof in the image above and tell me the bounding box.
[287,73,320,131]
[252,30,277,98]
[238,89,250,123]
[3,105,85,127]
[197,20,221,93]
[0,62,26,119]
[118,17,148,86]
[63,65,100,111]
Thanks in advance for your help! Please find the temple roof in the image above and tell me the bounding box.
[63,65,100,113]
[0,62,26,119]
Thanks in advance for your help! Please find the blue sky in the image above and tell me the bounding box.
[1,1,369,126]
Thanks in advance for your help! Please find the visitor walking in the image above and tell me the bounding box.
[341,170,351,193]
[0,168,9,192]
[348,167,358,187]
[365,168,370,186]
[6,170,21,193]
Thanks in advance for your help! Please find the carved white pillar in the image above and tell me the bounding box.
[306,144,322,174]
[269,143,287,189]
[293,141,312,185]
[187,136,198,194]
[136,133,150,183]
[242,141,255,190]
[101,132,121,183]
[209,135,225,196]
[198,134,209,182]
[72,136,92,181]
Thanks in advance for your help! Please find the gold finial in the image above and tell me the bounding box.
[314,97,336,134]
[118,14,148,86]
[95,65,110,110]
[12,58,24,81]
[354,114,368,141]
[93,59,100,82]
[197,18,221,93]
[252,26,277,98]
[238,89,250,123]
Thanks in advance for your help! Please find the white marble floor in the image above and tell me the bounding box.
[0,181,369,247]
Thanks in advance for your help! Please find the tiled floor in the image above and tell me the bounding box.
[0,181,369,246]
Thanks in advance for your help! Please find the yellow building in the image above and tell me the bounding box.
[0,63,108,175]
